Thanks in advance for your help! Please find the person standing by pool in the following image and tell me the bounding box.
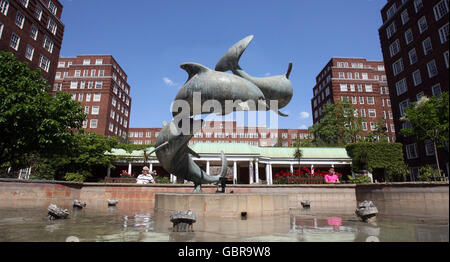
[136,166,156,184]
[325,168,340,184]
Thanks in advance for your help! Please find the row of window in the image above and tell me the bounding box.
[70,92,102,102]
[109,109,128,128]
[336,62,385,71]
[337,72,387,81]
[398,83,442,117]
[390,23,449,59]
[405,140,436,160]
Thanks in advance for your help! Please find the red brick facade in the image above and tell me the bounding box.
[0,0,64,87]
[379,0,449,178]
[311,58,396,142]
[51,55,132,139]
[128,121,312,147]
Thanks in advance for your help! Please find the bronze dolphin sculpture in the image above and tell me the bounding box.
[150,118,228,193]
[215,35,293,116]
[173,62,268,117]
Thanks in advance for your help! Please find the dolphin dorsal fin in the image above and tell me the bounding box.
[180,63,210,81]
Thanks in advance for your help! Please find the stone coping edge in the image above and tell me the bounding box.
[0,178,447,188]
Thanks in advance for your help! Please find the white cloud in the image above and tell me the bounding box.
[299,111,310,119]
[299,124,308,129]
[163,77,177,87]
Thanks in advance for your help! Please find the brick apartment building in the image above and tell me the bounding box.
[379,0,449,178]
[0,0,64,87]
[311,57,397,142]
[52,55,132,139]
[128,121,312,147]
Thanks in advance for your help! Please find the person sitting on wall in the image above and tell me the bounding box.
[325,168,340,184]
[136,166,156,184]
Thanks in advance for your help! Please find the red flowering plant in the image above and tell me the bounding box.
[120,170,135,178]
[273,167,330,184]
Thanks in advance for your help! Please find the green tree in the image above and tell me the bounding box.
[309,100,363,146]
[31,131,119,181]
[292,138,303,170]
[400,92,449,179]
[364,117,388,142]
[0,51,85,172]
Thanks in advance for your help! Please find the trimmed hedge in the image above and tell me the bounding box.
[346,143,408,182]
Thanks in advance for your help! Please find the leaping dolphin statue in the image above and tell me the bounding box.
[215,35,293,116]
[173,62,269,117]
[149,118,228,193]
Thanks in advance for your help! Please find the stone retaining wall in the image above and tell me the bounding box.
[0,179,447,218]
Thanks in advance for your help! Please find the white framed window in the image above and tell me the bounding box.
[349,84,355,92]
[78,93,83,102]
[90,119,98,129]
[91,106,100,115]
[389,39,401,57]
[408,48,418,65]
[389,111,393,119]
[34,5,42,20]
[74,70,81,77]
[352,96,357,104]
[412,70,422,86]
[86,93,91,102]
[370,122,377,131]
[401,10,409,25]
[386,3,397,20]
[112,97,117,107]
[367,97,375,105]
[20,0,28,8]
[43,36,54,53]
[432,84,442,98]
[399,99,410,116]
[339,72,345,79]
[95,59,103,65]
[355,72,360,79]
[418,16,428,34]
[63,72,68,78]
[10,33,20,50]
[357,84,363,92]
[80,81,85,89]
[387,99,391,107]
[25,45,34,61]
[368,109,376,118]
[390,124,395,132]
[93,93,101,102]
[70,81,78,89]
[47,18,57,35]
[362,122,368,131]
[404,28,413,44]
[57,61,65,68]
[39,55,50,72]
[47,0,57,15]
[406,144,418,159]
[1,0,9,16]
[362,73,368,80]
[414,0,423,13]
[392,58,404,76]
[444,50,449,68]
[434,0,449,21]
[416,92,425,101]
[422,37,433,55]
[88,81,93,89]
[365,84,373,92]
[438,23,449,43]
[71,94,76,100]
[91,69,96,76]
[359,96,365,104]
[387,22,396,39]
[83,69,89,76]
[98,70,104,77]
[82,120,88,129]
[340,84,348,92]
[83,59,90,65]
[55,72,61,79]
[95,81,103,89]
[0,22,3,39]
[425,140,435,156]
[30,24,38,40]
[427,60,438,78]
[396,78,408,96]
[109,123,114,132]
[15,12,25,29]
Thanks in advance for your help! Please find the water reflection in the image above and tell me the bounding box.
[0,207,447,242]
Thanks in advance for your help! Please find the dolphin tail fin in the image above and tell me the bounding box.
[219,151,228,178]
[286,62,293,79]
[215,35,254,72]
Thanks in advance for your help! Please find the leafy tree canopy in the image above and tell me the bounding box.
[0,51,85,170]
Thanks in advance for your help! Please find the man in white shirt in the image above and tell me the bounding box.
[136,166,156,184]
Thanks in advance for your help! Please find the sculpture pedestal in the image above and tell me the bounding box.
[155,193,289,218]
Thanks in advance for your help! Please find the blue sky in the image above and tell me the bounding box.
[59,0,387,129]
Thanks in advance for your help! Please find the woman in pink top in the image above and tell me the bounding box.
[325,168,340,184]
